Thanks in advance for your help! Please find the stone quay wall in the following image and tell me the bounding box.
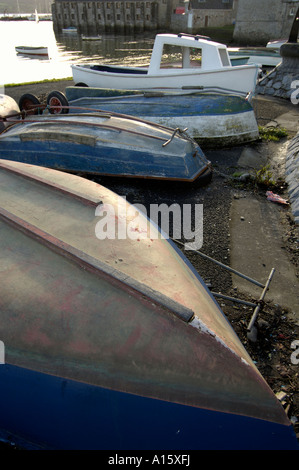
[256,43,299,100]
[52,0,170,35]
[233,0,299,45]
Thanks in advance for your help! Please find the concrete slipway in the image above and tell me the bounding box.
[230,95,299,323]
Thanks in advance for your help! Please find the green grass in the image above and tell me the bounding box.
[258,126,288,142]
[4,77,73,87]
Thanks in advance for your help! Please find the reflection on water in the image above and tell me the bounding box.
[0,20,156,86]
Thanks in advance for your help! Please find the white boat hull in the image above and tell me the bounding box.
[15,46,48,56]
[149,112,259,146]
[72,64,259,95]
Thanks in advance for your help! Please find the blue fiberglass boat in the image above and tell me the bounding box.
[0,94,211,183]
[60,86,259,147]
[0,159,298,450]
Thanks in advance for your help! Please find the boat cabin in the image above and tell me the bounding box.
[148,33,232,74]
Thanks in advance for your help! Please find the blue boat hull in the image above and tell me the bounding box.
[0,106,210,182]
[0,364,298,450]
[64,87,259,146]
[0,160,297,451]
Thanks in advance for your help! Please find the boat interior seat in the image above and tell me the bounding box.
[91,64,147,74]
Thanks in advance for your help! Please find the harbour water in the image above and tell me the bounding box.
[0,20,155,87]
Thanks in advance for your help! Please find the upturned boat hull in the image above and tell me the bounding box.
[0,95,211,183]
[65,86,260,146]
[0,160,298,450]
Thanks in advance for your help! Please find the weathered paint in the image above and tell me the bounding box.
[0,160,298,450]
[65,87,259,145]
[0,110,210,182]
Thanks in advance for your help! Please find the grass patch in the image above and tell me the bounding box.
[4,78,73,87]
[258,126,288,142]
[254,164,276,188]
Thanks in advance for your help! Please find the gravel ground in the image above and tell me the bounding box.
[1,82,298,448]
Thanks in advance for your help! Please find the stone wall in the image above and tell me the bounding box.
[256,43,299,100]
[52,0,164,34]
[233,0,299,45]
[170,8,234,34]
[192,8,234,29]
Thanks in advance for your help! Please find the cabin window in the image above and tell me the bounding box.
[160,45,202,69]
[218,48,230,66]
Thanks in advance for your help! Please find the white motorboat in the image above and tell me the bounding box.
[71,33,259,95]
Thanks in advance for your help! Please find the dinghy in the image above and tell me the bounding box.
[228,46,282,68]
[15,46,49,57]
[0,159,298,450]
[0,94,211,183]
[62,86,259,147]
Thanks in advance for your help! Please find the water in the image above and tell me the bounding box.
[0,20,155,87]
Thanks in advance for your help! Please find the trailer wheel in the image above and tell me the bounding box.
[47,91,69,114]
[19,93,41,115]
